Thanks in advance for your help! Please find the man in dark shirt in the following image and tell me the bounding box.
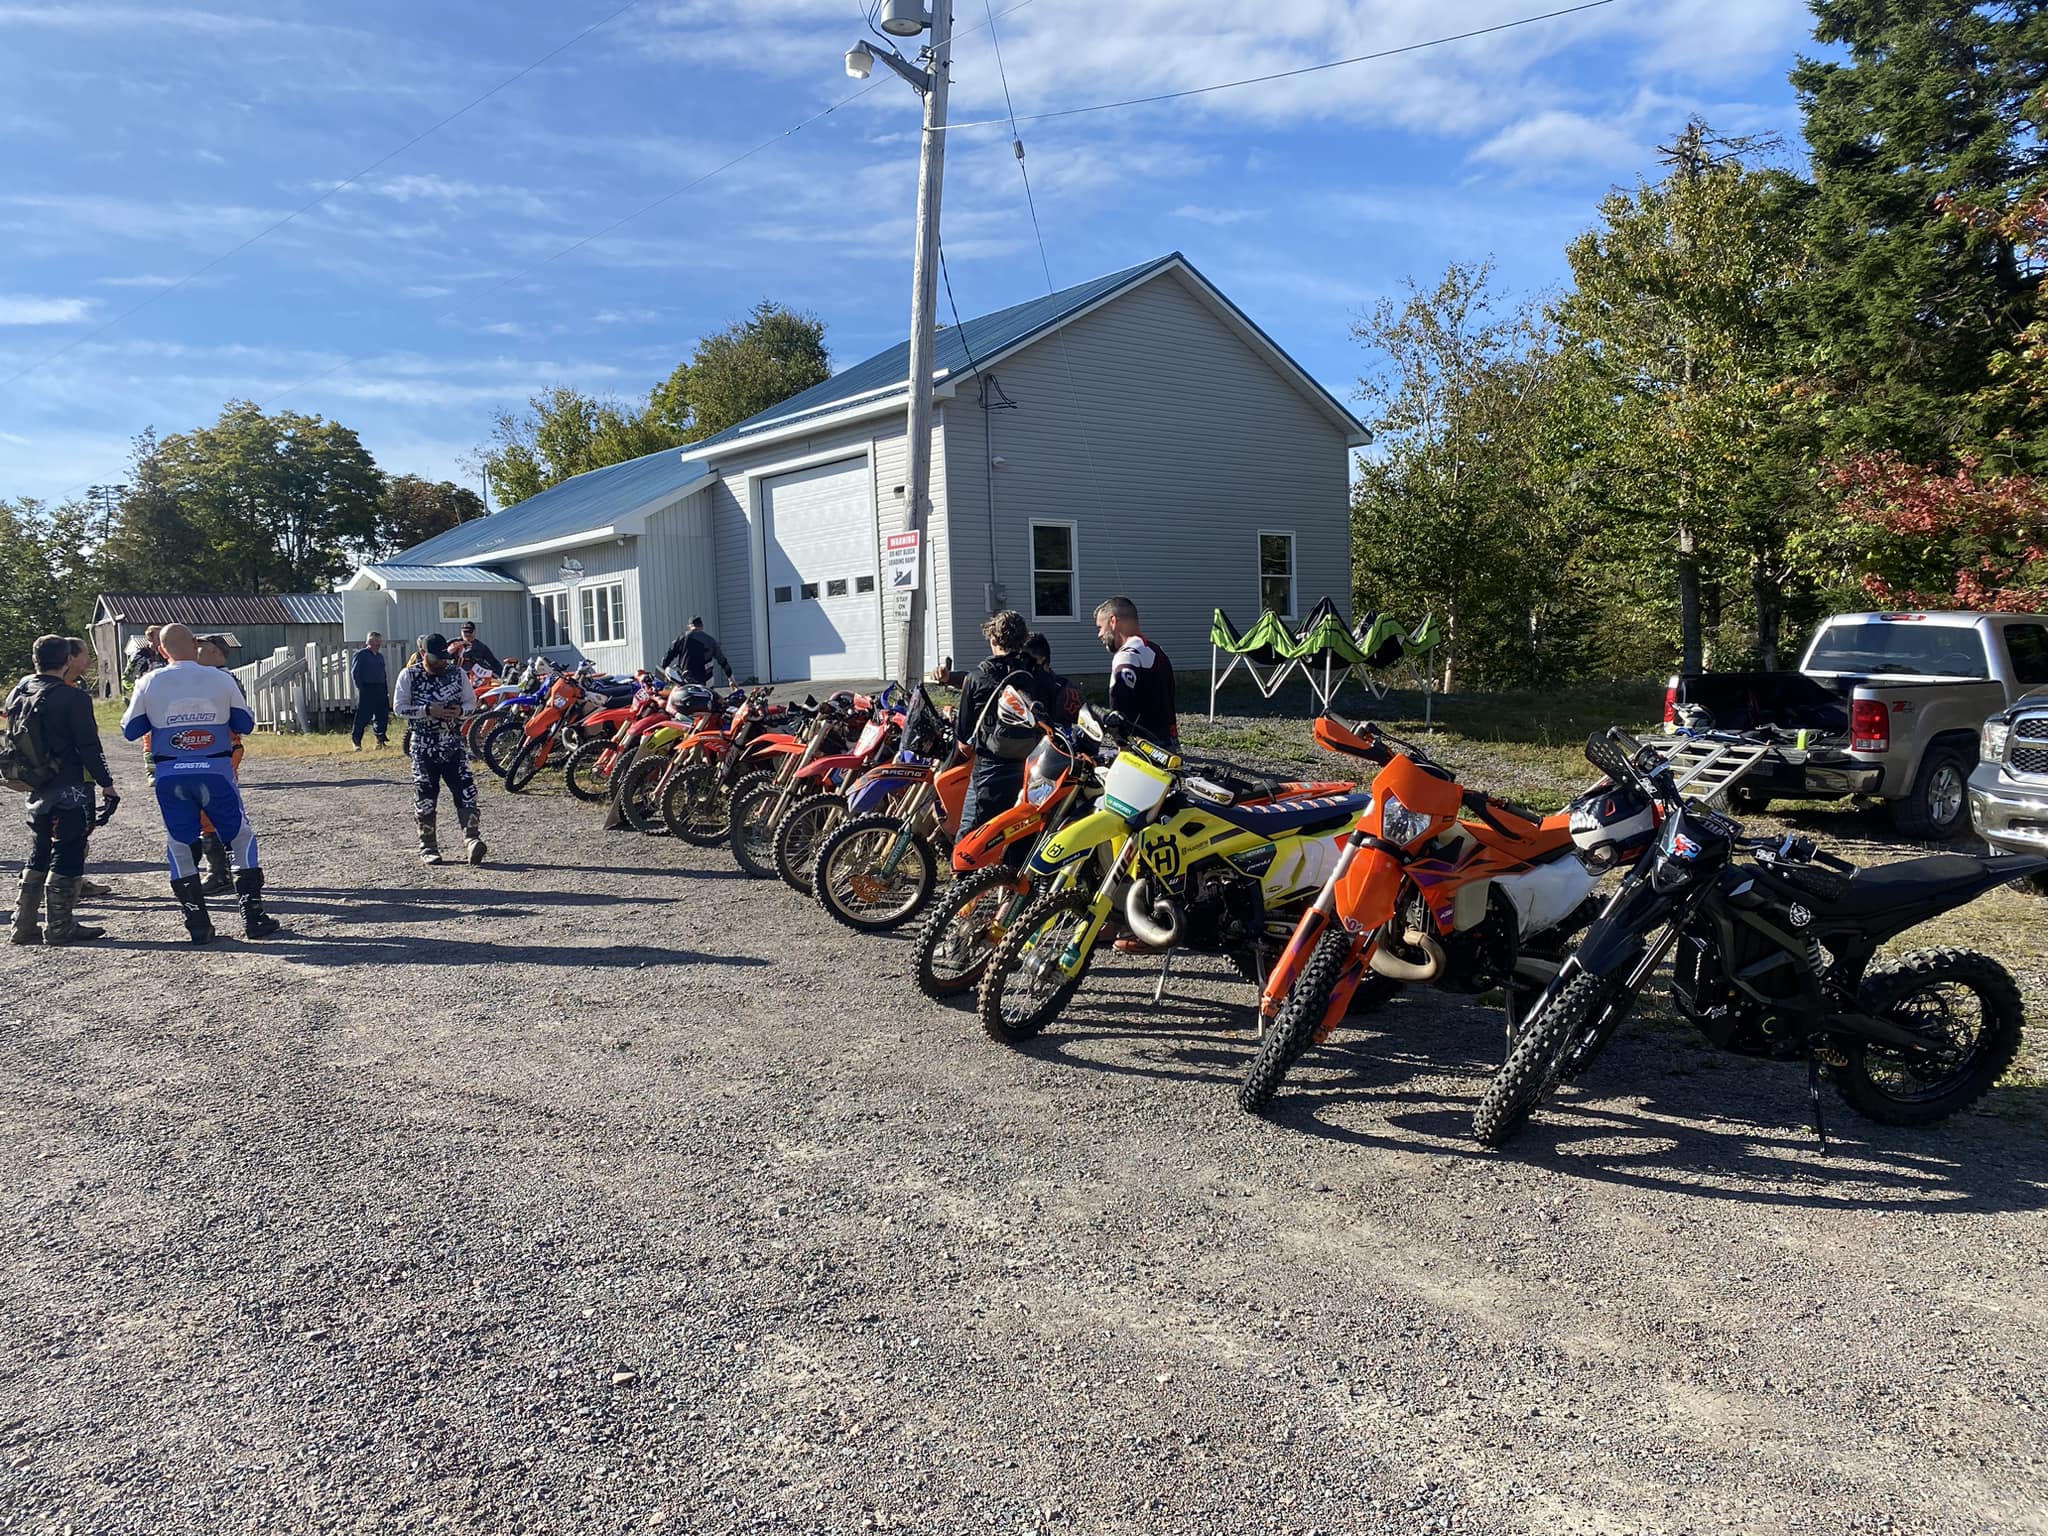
[9,633,118,945]
[350,631,390,750]
[661,617,733,686]
[1094,595,1178,747]
[453,620,500,676]
[954,610,1064,835]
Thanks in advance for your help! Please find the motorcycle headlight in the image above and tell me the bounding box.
[1378,788,1434,848]
[1981,719,2010,763]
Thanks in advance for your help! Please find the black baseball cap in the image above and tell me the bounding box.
[422,633,452,658]
[460,620,477,632]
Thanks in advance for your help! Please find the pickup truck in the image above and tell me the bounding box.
[1968,688,2048,885]
[1663,610,2048,839]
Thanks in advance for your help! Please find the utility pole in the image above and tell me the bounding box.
[897,0,951,688]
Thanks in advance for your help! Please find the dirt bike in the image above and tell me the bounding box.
[725,691,883,878]
[603,684,733,832]
[502,667,596,792]
[809,686,974,928]
[1236,717,1625,1115]
[977,705,1369,1045]
[768,705,906,895]
[561,674,674,803]
[1473,728,2048,1150]
[653,688,794,846]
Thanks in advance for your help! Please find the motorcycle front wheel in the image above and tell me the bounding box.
[978,887,1097,1045]
[775,793,845,896]
[813,812,938,932]
[1238,925,1358,1116]
[728,770,808,879]
[913,865,1031,1000]
[615,752,673,836]
[1471,970,1619,1148]
[562,739,614,803]
[660,760,729,846]
[481,718,527,779]
[503,735,547,793]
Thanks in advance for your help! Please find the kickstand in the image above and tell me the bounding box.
[1806,1056,1831,1159]
[1150,950,1174,1006]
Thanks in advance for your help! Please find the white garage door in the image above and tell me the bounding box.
[764,457,880,682]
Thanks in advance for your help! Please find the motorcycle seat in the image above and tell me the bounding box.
[1205,790,1370,836]
[587,678,640,698]
[1804,852,1999,919]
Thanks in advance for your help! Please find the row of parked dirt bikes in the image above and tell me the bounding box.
[468,657,2044,1148]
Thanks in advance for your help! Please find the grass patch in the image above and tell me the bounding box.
[94,698,390,761]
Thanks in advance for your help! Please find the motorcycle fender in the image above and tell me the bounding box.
[798,750,866,784]
[524,706,562,739]
[1569,878,1672,978]
[1332,848,1406,938]
[952,804,1044,873]
[935,759,972,837]
[1030,805,1129,875]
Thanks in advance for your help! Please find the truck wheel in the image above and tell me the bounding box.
[1891,745,1972,841]
[1729,786,1773,815]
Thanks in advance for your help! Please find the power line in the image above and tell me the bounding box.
[2,0,651,390]
[939,0,1621,131]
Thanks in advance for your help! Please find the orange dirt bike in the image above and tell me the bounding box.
[561,673,681,802]
[650,687,799,845]
[808,685,975,928]
[603,684,738,832]
[502,666,609,792]
[1235,718,1629,1115]
[770,699,922,896]
[724,690,885,877]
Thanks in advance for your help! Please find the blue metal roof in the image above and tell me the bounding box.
[689,255,1183,452]
[360,565,528,589]
[392,449,711,564]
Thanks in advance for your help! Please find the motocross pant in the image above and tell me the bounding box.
[154,761,258,879]
[412,750,479,823]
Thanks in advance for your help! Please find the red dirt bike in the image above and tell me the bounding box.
[1235,718,1623,1115]
[561,674,689,804]
[725,690,886,879]
[502,667,595,792]
[809,686,976,928]
[646,687,795,845]
[770,701,910,895]
[595,683,733,830]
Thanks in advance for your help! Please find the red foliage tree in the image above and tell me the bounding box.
[1829,452,2048,612]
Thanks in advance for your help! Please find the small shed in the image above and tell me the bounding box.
[338,565,530,661]
[90,593,345,697]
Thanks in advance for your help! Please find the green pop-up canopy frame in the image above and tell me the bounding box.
[1208,599,1445,719]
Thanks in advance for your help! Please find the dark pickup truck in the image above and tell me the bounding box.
[1664,611,2048,839]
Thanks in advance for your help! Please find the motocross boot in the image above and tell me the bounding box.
[235,867,280,940]
[460,811,488,866]
[77,875,113,899]
[417,814,443,865]
[43,875,106,945]
[170,874,215,945]
[198,833,234,895]
[11,868,46,945]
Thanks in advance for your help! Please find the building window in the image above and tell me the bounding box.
[1030,520,1076,620]
[529,590,570,650]
[826,578,848,598]
[1258,530,1295,619]
[801,582,819,600]
[774,585,793,604]
[856,575,875,594]
[580,580,626,645]
[439,597,477,623]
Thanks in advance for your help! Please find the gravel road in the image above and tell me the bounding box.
[4,740,2045,1535]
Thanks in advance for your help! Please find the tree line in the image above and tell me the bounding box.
[1351,0,2047,689]
[0,302,830,673]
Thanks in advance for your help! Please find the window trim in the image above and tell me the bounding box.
[528,585,572,651]
[579,578,627,647]
[438,596,478,624]
[1028,518,1080,623]
[1257,528,1297,620]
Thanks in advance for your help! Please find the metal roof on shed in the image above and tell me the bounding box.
[94,593,342,627]
[391,451,711,565]
[358,565,527,589]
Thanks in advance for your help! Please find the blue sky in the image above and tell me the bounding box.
[0,0,1818,509]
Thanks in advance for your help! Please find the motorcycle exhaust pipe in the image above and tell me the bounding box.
[1124,878,1184,950]
[1368,924,1446,982]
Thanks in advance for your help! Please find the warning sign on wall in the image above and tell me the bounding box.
[884,530,921,591]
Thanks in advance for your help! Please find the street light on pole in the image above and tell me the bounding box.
[846,1,951,688]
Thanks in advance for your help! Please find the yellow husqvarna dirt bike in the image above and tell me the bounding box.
[976,707,1369,1045]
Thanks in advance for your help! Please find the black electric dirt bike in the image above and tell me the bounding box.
[1473,728,2046,1149]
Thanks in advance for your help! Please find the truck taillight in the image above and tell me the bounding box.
[1851,699,1890,753]
[1663,680,1677,730]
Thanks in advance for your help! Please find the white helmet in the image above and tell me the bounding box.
[1568,783,1656,872]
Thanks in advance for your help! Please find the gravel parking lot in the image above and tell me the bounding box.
[4,740,2045,1535]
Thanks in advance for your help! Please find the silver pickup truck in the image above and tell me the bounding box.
[1968,690,2048,887]
[1665,611,2048,839]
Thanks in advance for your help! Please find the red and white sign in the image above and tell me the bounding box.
[884,529,921,591]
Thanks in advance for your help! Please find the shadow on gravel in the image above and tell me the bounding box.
[256,777,399,790]
[286,885,647,912]
[479,860,757,880]
[1033,986,2048,1216]
[258,932,767,970]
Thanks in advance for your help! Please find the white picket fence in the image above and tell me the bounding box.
[230,640,363,732]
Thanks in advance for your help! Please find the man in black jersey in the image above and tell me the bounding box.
[1094,596,1177,746]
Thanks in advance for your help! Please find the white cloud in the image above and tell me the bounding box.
[0,295,94,325]
[1469,109,1641,171]
[95,273,181,288]
[1172,204,1260,226]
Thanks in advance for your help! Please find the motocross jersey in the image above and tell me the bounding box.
[394,662,478,758]
[121,660,253,764]
[1110,634,1177,746]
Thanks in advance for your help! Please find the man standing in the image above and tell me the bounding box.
[121,624,279,944]
[8,634,119,945]
[661,617,732,686]
[126,624,165,689]
[453,620,500,676]
[394,633,487,866]
[189,634,247,896]
[953,610,1062,836]
[1094,596,1178,747]
[350,631,390,750]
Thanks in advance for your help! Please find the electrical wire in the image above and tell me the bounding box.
[939,0,1621,131]
[2,0,651,389]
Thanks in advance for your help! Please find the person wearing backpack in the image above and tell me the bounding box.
[953,610,1062,837]
[8,633,119,945]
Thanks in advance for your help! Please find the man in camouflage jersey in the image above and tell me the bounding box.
[393,633,487,866]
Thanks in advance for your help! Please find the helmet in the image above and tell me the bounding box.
[670,683,715,715]
[1568,783,1656,872]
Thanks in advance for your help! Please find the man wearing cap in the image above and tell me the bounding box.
[121,623,279,944]
[451,620,500,677]
[394,632,487,865]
